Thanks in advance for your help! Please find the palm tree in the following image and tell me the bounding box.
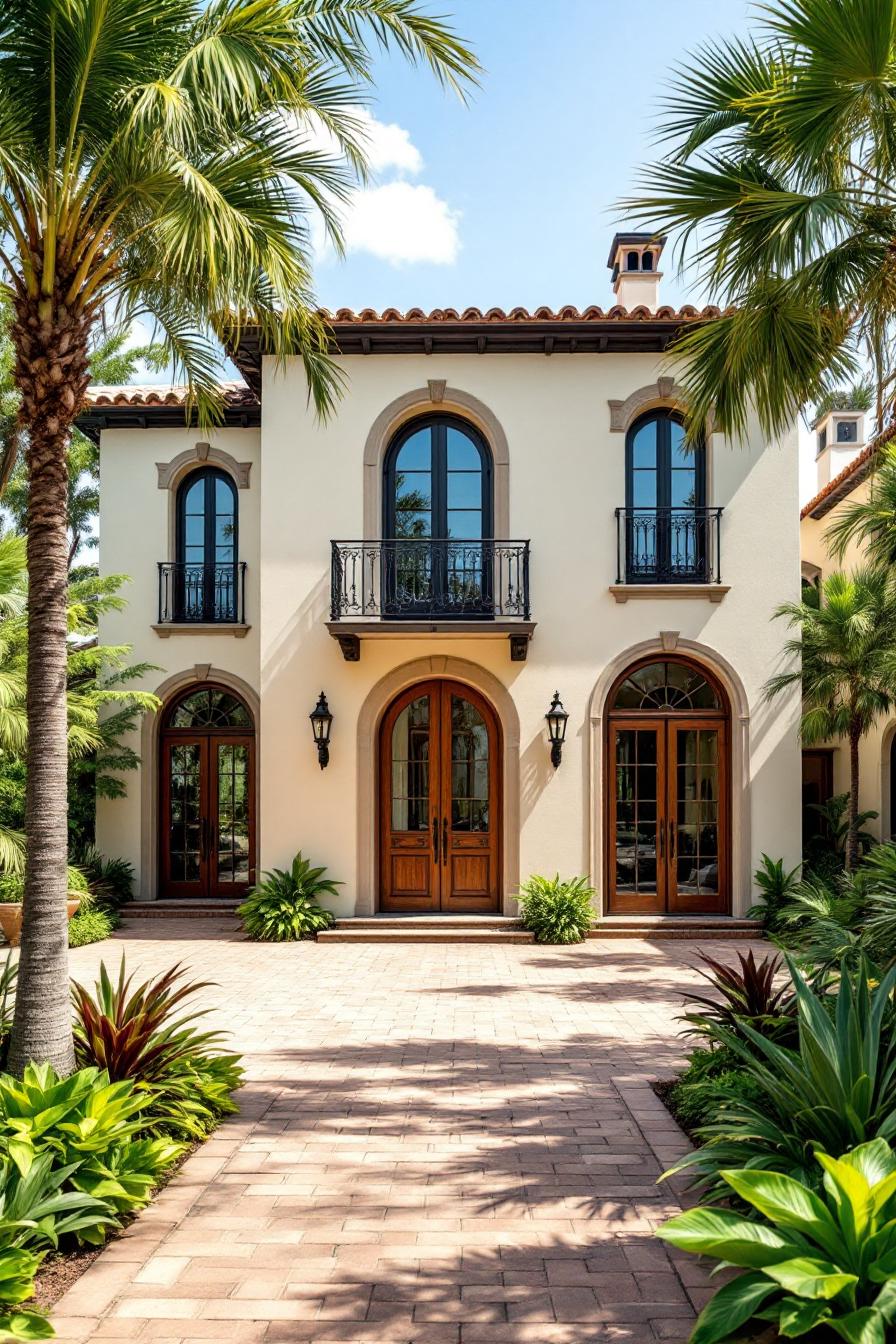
[622,0,896,440]
[0,0,478,1075]
[825,439,896,567]
[766,566,896,869]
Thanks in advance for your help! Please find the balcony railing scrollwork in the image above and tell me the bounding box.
[330,538,531,622]
[157,562,247,625]
[615,507,723,585]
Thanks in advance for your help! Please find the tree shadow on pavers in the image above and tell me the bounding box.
[207,1032,697,1219]
[292,1238,703,1341]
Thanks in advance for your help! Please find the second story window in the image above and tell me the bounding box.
[175,467,239,621]
[624,410,709,582]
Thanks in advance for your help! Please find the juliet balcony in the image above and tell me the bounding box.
[155,562,249,636]
[611,507,728,603]
[327,538,535,661]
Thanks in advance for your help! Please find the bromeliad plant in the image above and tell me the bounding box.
[238,852,340,942]
[659,1140,896,1344]
[680,950,798,1046]
[516,874,596,944]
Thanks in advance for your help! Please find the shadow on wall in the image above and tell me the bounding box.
[520,727,554,827]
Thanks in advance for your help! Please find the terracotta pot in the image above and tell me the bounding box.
[0,898,81,948]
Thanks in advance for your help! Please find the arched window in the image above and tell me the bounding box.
[175,467,238,621]
[641,252,654,271]
[626,250,640,271]
[383,416,494,617]
[611,660,722,712]
[625,409,706,582]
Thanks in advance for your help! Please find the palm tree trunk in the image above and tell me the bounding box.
[7,294,89,1076]
[846,720,862,873]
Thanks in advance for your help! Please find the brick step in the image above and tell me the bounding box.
[123,900,241,919]
[331,915,526,930]
[590,916,762,940]
[318,928,536,944]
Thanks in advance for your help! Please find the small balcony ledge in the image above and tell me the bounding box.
[152,622,251,638]
[326,618,536,662]
[609,584,730,604]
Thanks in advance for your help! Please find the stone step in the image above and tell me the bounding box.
[331,915,525,930]
[318,927,536,944]
[590,916,762,940]
[124,900,241,919]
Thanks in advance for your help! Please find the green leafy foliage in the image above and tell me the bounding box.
[680,950,797,1045]
[72,849,134,909]
[67,908,118,948]
[659,1140,896,1344]
[143,1052,243,1141]
[0,1248,52,1340]
[749,854,802,933]
[665,1046,768,1135]
[238,852,339,942]
[517,874,595,944]
[669,956,896,1202]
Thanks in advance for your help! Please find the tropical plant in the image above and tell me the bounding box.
[516,874,596,944]
[658,1141,896,1344]
[0,1246,51,1341]
[623,0,896,441]
[238,852,340,942]
[71,1136,184,1231]
[813,378,874,423]
[143,1052,243,1141]
[807,794,879,866]
[0,1063,147,1173]
[0,1150,110,1249]
[68,906,118,948]
[0,0,478,1077]
[826,440,896,570]
[749,854,802,933]
[663,1045,767,1136]
[0,956,14,1068]
[772,873,865,972]
[679,950,797,1045]
[765,568,896,868]
[71,958,229,1083]
[72,848,134,909]
[669,956,896,1202]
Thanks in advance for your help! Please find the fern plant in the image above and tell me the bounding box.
[517,874,595,944]
[748,854,801,933]
[237,852,340,942]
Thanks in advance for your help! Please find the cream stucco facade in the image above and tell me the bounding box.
[90,289,803,920]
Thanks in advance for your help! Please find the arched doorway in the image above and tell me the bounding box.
[606,657,729,914]
[379,679,501,912]
[159,684,256,899]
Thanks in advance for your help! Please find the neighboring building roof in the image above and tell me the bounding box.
[78,381,260,440]
[800,422,896,520]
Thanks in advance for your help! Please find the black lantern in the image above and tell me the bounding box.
[545,691,568,768]
[309,691,333,769]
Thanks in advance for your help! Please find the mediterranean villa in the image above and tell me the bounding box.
[79,234,805,925]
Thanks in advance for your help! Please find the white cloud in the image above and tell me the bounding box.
[353,107,423,177]
[342,182,461,266]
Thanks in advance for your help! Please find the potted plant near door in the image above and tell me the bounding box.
[0,869,86,947]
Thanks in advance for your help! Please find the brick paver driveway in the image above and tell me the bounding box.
[52,921,761,1344]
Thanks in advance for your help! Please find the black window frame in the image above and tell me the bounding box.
[383,414,493,543]
[624,409,707,583]
[174,467,240,622]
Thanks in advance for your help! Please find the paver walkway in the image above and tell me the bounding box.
[51,921,764,1344]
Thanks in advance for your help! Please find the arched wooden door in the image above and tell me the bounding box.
[379,680,501,912]
[606,657,729,914]
[159,685,256,899]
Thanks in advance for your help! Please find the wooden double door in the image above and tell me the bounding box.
[380,680,501,912]
[608,716,728,914]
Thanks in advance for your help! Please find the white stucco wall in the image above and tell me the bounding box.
[95,351,802,913]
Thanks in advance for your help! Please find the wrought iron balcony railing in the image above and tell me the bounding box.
[330,539,531,621]
[614,507,723,585]
[158,562,247,624]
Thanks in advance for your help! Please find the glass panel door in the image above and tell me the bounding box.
[381,689,439,910]
[213,738,254,895]
[161,738,208,897]
[667,721,726,913]
[608,723,666,912]
[439,689,499,911]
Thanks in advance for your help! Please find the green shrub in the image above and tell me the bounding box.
[669,955,896,1202]
[748,854,801,933]
[143,1052,243,1140]
[0,1246,51,1340]
[0,865,91,904]
[68,906,118,947]
[665,1046,767,1133]
[237,852,340,941]
[517,874,595,944]
[658,1140,896,1343]
[74,847,134,909]
[0,955,15,1069]
[0,1064,147,1174]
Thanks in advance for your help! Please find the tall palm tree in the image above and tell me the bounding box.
[825,437,896,566]
[622,0,896,440]
[766,566,896,869]
[0,0,478,1075]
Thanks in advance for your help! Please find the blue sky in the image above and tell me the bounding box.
[312,0,755,314]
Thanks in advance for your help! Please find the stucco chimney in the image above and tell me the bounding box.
[608,232,666,312]
[814,409,866,490]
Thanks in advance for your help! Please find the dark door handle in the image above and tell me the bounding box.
[199,817,208,861]
[442,817,448,865]
[432,815,440,863]
[658,820,664,858]
[669,818,676,859]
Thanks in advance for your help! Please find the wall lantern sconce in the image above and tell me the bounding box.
[545,691,568,768]
[309,691,333,769]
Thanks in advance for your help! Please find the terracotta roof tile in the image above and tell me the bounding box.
[84,380,258,410]
[800,422,896,520]
[319,303,725,324]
